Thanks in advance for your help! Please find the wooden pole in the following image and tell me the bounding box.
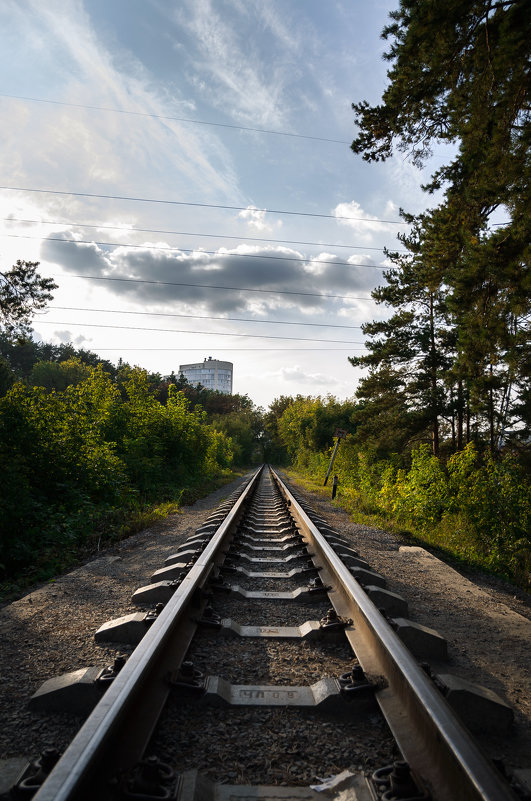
[324,437,341,485]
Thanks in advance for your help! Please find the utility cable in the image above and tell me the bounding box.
[0,186,408,224]
[1,216,407,253]
[0,93,350,145]
[72,347,360,351]
[51,272,375,302]
[3,232,386,270]
[48,306,365,329]
[36,319,366,344]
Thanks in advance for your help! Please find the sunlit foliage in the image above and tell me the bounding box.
[0,365,233,579]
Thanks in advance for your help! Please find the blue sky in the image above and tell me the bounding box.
[0,0,441,408]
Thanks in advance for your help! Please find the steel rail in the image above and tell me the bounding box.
[33,466,263,801]
[271,467,515,801]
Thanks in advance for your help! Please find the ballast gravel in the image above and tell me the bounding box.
[278,473,531,775]
[215,598,331,627]
[0,468,529,791]
[149,705,395,787]
[0,473,255,762]
[186,633,354,686]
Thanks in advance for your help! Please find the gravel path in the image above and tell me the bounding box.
[278,473,531,777]
[0,467,529,793]
[0,473,254,761]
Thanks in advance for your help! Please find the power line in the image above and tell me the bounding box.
[0,93,350,145]
[72,348,359,351]
[1,216,406,253]
[36,319,366,344]
[4,232,386,270]
[52,272,376,302]
[0,186,408,224]
[80,347,360,351]
[48,306,365,329]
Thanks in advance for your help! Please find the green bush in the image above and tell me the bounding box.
[443,445,531,579]
[391,445,449,526]
[281,401,530,586]
[0,367,233,579]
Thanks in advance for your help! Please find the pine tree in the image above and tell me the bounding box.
[0,260,57,340]
[350,0,530,450]
[351,215,453,455]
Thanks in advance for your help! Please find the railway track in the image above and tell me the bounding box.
[13,465,517,801]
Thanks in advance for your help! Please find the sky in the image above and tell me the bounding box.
[0,0,443,409]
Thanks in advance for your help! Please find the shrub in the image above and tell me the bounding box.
[0,368,234,578]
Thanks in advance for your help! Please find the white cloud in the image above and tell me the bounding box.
[306,252,341,276]
[237,206,282,233]
[30,326,92,346]
[52,329,91,345]
[40,235,378,319]
[0,0,242,215]
[174,0,293,127]
[334,199,400,236]
[248,1,305,54]
[277,365,342,387]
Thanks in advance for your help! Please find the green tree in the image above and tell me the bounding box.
[28,358,91,392]
[0,363,234,576]
[0,333,117,388]
[211,411,256,465]
[263,395,294,463]
[352,366,422,458]
[0,355,14,396]
[351,0,529,181]
[0,260,57,339]
[350,0,530,451]
[446,222,530,449]
[351,214,454,456]
[277,395,357,465]
[163,373,255,418]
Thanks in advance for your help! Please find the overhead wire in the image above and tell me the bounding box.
[0,95,411,362]
[0,186,408,224]
[67,348,361,352]
[3,232,388,270]
[74,348,361,351]
[0,94,515,227]
[0,93,351,145]
[47,306,365,329]
[35,319,366,345]
[50,272,376,302]
[1,216,407,253]
[0,187,509,227]
[0,95,382,360]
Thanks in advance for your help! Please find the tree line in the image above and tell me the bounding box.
[265,393,529,586]
[0,325,529,589]
[265,1,530,584]
[0,330,266,588]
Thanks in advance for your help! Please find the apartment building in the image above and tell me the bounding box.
[178,357,233,394]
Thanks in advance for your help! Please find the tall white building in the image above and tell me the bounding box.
[178,357,233,394]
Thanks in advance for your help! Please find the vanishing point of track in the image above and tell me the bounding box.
[26,465,516,801]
